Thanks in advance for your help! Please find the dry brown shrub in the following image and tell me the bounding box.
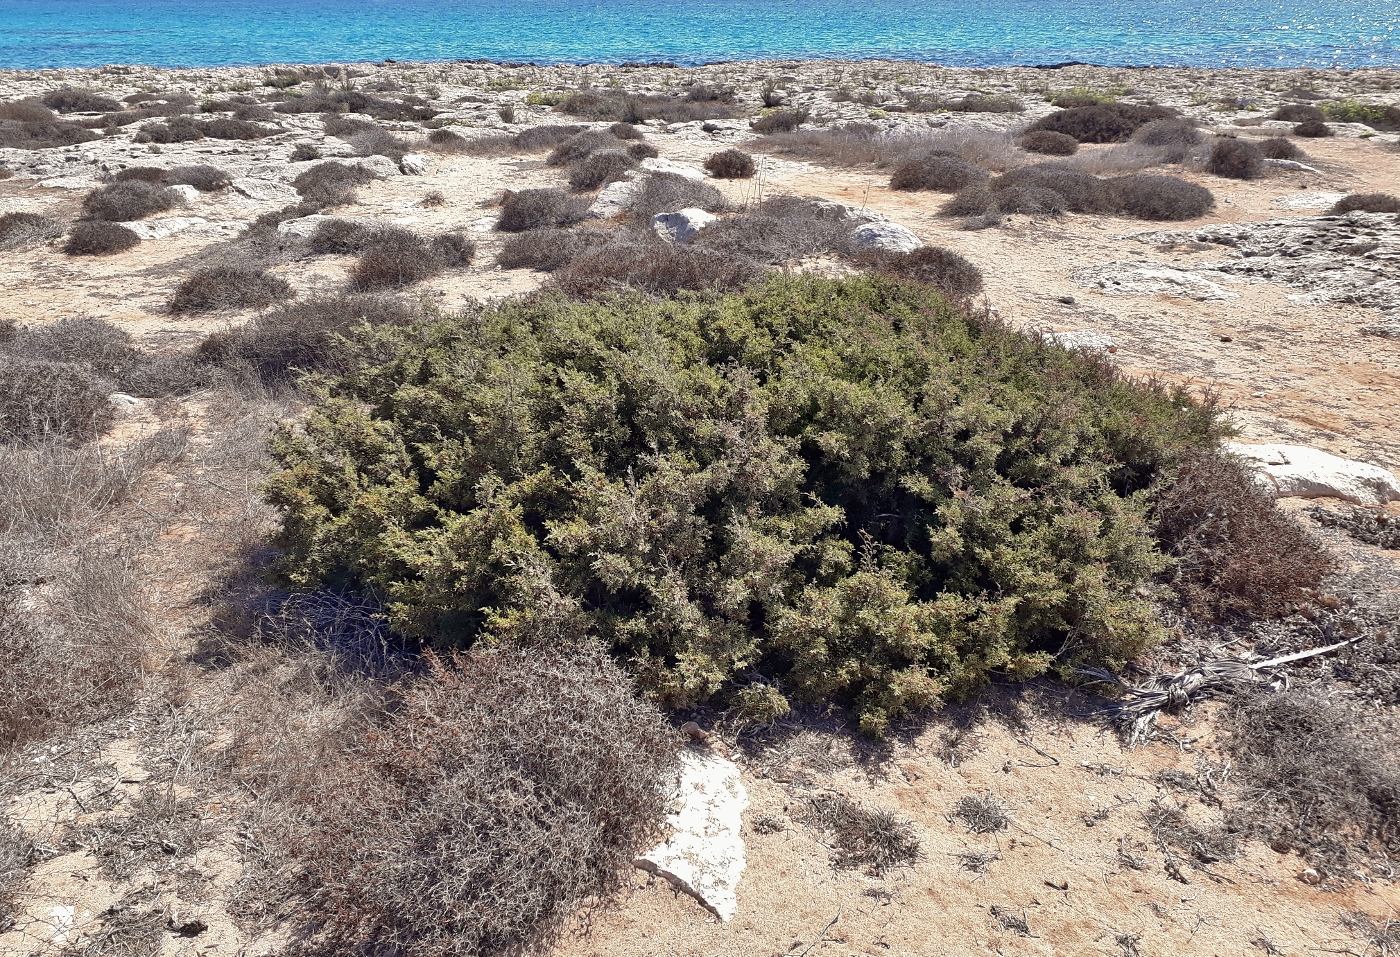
[554,241,761,297]
[0,357,113,442]
[1330,192,1400,214]
[64,220,140,255]
[703,148,757,179]
[169,266,294,314]
[81,181,180,221]
[853,246,984,299]
[1151,451,1330,621]
[627,172,726,225]
[1019,130,1078,155]
[496,227,612,271]
[567,148,638,190]
[496,188,592,232]
[1205,138,1265,180]
[0,211,63,251]
[274,644,678,957]
[1223,689,1399,873]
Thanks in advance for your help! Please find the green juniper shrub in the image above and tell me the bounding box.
[1257,136,1303,160]
[268,274,1224,735]
[1329,192,1400,214]
[1206,138,1265,180]
[890,155,989,192]
[1293,119,1332,138]
[1319,100,1400,131]
[1018,130,1078,156]
[1108,174,1215,221]
[704,148,757,179]
[1026,103,1178,143]
[169,265,294,314]
[64,221,140,256]
[852,246,984,299]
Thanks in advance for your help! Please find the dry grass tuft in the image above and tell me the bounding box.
[953,793,1009,833]
[801,792,921,873]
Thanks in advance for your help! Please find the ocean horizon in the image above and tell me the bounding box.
[1,0,1397,71]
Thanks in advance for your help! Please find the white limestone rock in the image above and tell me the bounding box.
[1073,264,1237,301]
[231,177,300,204]
[637,750,748,921]
[276,214,339,238]
[1226,442,1400,506]
[849,220,923,253]
[123,217,236,240]
[640,157,707,182]
[400,152,429,175]
[653,207,718,244]
[351,155,400,178]
[1271,190,1347,210]
[168,184,202,205]
[589,176,642,218]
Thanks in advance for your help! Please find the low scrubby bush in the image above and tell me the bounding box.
[1027,103,1178,143]
[0,357,113,442]
[0,116,99,149]
[64,221,140,255]
[509,123,589,152]
[41,87,120,113]
[290,143,323,162]
[497,226,613,271]
[990,163,1113,212]
[628,172,727,225]
[291,161,377,209]
[1320,100,1400,131]
[497,188,592,232]
[203,116,276,140]
[135,115,205,143]
[1108,174,1215,221]
[1130,118,1202,150]
[750,108,810,134]
[1223,689,1399,872]
[0,212,62,251]
[268,275,1223,734]
[1018,130,1078,156]
[557,90,741,124]
[554,241,762,297]
[197,294,421,387]
[609,121,644,140]
[546,129,624,167]
[169,266,294,313]
[693,196,849,263]
[348,229,476,290]
[81,181,179,221]
[628,141,660,160]
[283,645,677,957]
[1206,138,1265,180]
[890,154,989,192]
[852,246,984,298]
[1329,192,1400,214]
[943,184,1067,218]
[1257,136,1303,160]
[1269,104,1324,123]
[308,218,377,255]
[704,148,757,178]
[1151,451,1328,620]
[567,149,638,190]
[1293,120,1332,138]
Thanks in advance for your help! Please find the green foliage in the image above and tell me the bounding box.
[268,276,1222,734]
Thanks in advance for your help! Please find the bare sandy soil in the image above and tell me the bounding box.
[1,58,1397,957]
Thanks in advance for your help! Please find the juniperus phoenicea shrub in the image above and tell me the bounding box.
[268,276,1223,734]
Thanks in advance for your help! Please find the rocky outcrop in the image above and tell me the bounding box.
[1227,442,1400,506]
[1136,211,1400,314]
[399,152,428,175]
[589,177,641,218]
[1073,264,1237,301]
[637,749,748,922]
[653,207,718,244]
[850,221,923,253]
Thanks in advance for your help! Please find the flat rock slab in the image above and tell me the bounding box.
[589,176,641,218]
[1073,264,1237,301]
[653,207,718,244]
[231,177,300,204]
[1271,190,1347,210]
[1227,442,1400,506]
[123,216,238,240]
[637,750,747,922]
[1135,211,1400,314]
[640,157,707,182]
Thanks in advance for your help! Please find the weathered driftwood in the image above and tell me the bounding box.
[1082,638,1358,745]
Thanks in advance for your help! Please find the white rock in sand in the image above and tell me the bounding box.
[399,152,429,175]
[1073,264,1237,301]
[276,214,339,237]
[231,177,300,204]
[640,157,707,182]
[849,221,923,253]
[1226,442,1400,506]
[637,750,748,921]
[123,217,234,240]
[1271,190,1347,210]
[653,207,718,244]
[589,176,641,218]
[168,184,202,205]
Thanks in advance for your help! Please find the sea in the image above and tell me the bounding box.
[0,0,1396,70]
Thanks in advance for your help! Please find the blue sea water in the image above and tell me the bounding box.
[0,0,1396,69]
